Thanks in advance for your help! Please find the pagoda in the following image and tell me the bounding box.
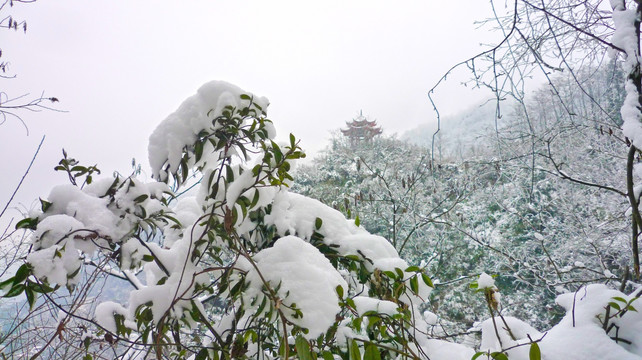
[341,111,382,144]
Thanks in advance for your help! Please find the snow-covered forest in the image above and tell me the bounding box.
[4,0,642,359]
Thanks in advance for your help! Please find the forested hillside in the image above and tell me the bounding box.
[294,64,631,335]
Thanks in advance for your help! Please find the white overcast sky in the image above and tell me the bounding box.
[1,1,497,220]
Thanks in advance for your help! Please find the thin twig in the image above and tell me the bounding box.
[0,135,45,219]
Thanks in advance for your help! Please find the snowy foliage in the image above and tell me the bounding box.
[292,59,641,358]
[2,81,441,359]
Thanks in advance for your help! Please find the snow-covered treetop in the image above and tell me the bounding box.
[148,80,273,182]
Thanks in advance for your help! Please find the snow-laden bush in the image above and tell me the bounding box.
[1,81,436,359]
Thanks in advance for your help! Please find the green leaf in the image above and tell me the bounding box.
[409,275,419,294]
[380,271,394,279]
[28,280,55,294]
[278,337,287,359]
[140,307,153,323]
[256,296,267,315]
[353,316,362,332]
[529,342,541,360]
[194,140,204,163]
[252,164,262,177]
[251,189,260,208]
[194,348,209,360]
[15,217,37,230]
[25,287,35,310]
[609,302,621,311]
[355,215,360,227]
[322,351,335,360]
[350,339,361,360]
[471,352,486,360]
[181,156,189,182]
[133,194,148,203]
[83,336,92,350]
[0,278,14,291]
[295,335,313,360]
[421,273,434,287]
[345,254,360,262]
[364,343,381,360]
[336,285,344,299]
[14,264,31,285]
[271,141,283,163]
[105,176,120,195]
[40,198,52,213]
[491,352,509,360]
[612,296,627,303]
[4,284,25,298]
[315,217,323,230]
[229,278,244,297]
[226,165,235,183]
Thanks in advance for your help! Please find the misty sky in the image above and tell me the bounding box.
[1,1,498,220]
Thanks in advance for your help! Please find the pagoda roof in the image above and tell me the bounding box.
[342,111,381,131]
[345,118,380,128]
[341,111,382,139]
